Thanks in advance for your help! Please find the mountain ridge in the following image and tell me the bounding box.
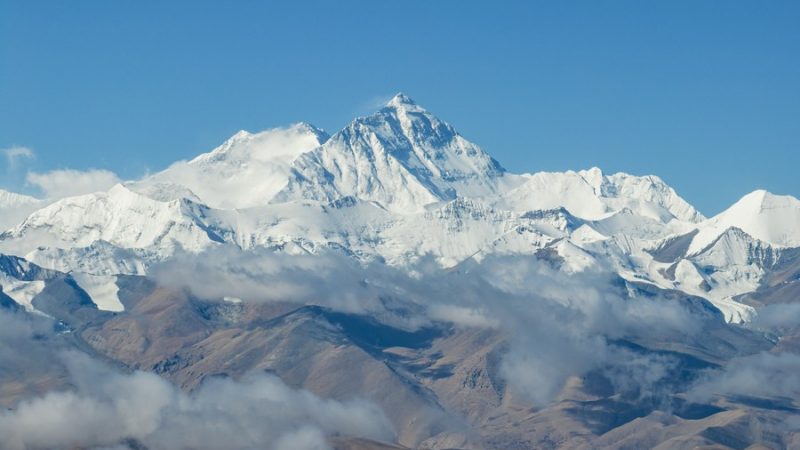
[0,94,797,326]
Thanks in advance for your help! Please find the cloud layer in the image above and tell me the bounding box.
[1,246,788,448]
[0,311,392,450]
[152,247,720,406]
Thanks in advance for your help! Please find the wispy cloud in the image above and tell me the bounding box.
[2,146,35,169]
[26,168,121,199]
[689,351,800,402]
[353,93,396,117]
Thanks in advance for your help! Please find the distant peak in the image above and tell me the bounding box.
[0,188,39,204]
[732,189,799,212]
[739,189,768,198]
[386,92,417,108]
[225,123,326,143]
[231,129,252,140]
[579,166,605,179]
[587,166,603,174]
[291,121,324,133]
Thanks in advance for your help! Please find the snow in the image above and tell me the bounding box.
[496,168,704,224]
[0,95,794,324]
[71,272,124,312]
[688,190,800,254]
[133,123,329,209]
[0,189,39,209]
[0,274,44,311]
[274,93,512,213]
[668,258,755,324]
[0,184,223,256]
[0,189,43,231]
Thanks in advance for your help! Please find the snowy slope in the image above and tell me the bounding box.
[496,168,704,224]
[0,189,43,231]
[688,190,800,254]
[0,189,39,210]
[133,123,329,209]
[0,252,126,312]
[667,227,780,323]
[71,272,124,312]
[0,184,229,260]
[0,253,55,311]
[275,94,517,213]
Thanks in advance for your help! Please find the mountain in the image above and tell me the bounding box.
[0,189,38,210]
[0,253,54,311]
[275,93,514,213]
[1,183,227,257]
[0,95,791,324]
[7,269,781,449]
[0,189,43,231]
[133,122,329,208]
[496,168,704,224]
[688,189,800,254]
[0,94,798,449]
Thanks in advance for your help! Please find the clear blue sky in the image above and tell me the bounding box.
[1,1,798,215]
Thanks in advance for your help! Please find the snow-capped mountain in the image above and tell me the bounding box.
[496,168,704,225]
[0,189,43,231]
[0,94,797,324]
[2,184,226,252]
[275,94,515,213]
[132,122,330,208]
[687,189,800,254]
[0,189,38,210]
[0,253,55,311]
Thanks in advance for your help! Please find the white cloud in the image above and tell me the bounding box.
[427,304,499,328]
[26,169,121,199]
[152,248,714,406]
[0,349,394,450]
[689,351,800,402]
[2,146,35,168]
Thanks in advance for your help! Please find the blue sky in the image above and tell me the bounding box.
[1,1,798,215]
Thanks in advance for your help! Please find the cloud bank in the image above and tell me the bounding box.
[0,311,393,450]
[689,351,800,402]
[151,247,720,406]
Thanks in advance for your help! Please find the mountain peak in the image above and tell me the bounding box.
[133,122,330,209]
[687,189,800,252]
[727,189,799,216]
[385,92,417,108]
[275,94,507,212]
[290,121,328,139]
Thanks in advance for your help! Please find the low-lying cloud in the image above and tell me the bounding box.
[4,244,787,448]
[152,247,718,406]
[689,351,800,402]
[0,353,393,450]
[0,310,392,450]
[748,303,800,333]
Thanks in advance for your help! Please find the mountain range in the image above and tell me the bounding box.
[0,94,798,449]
